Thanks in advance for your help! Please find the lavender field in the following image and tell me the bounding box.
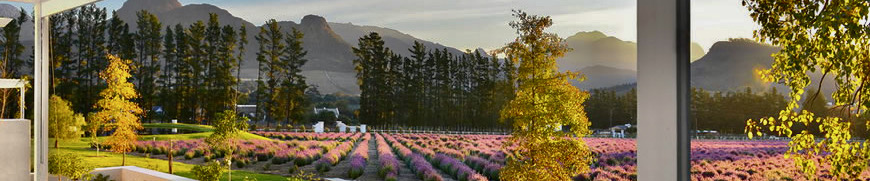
[129,132,870,180]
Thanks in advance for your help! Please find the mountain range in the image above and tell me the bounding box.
[7,0,816,96]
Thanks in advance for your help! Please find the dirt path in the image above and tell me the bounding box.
[355,137,381,181]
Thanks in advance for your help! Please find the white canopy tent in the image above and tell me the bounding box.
[0,0,102,180]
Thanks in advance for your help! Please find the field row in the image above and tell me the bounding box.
[128,132,870,180]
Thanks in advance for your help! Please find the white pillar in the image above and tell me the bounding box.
[33,1,49,179]
[638,0,690,180]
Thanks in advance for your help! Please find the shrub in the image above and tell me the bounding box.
[347,135,370,178]
[315,160,331,173]
[92,173,112,181]
[385,172,398,181]
[262,163,272,171]
[313,141,354,173]
[288,164,299,174]
[184,150,196,160]
[49,153,93,181]
[192,161,222,181]
[235,160,246,168]
[256,153,270,162]
[347,156,365,178]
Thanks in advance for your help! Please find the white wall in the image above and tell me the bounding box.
[0,119,32,180]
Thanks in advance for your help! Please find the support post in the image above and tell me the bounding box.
[33,1,49,180]
[637,0,691,180]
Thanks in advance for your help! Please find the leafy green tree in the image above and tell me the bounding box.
[49,95,86,148]
[274,28,309,125]
[94,54,143,166]
[174,23,196,123]
[50,10,78,102]
[743,0,870,178]
[49,152,93,181]
[255,19,285,127]
[203,14,240,122]
[187,21,207,123]
[0,8,27,118]
[205,110,249,181]
[495,10,593,180]
[134,10,162,121]
[160,25,178,121]
[236,24,248,106]
[352,32,397,126]
[84,112,105,156]
[74,5,108,115]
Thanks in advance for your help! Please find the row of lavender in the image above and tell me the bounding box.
[134,131,870,180]
[396,133,870,180]
[132,132,362,170]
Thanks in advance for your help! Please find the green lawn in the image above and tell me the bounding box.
[52,127,284,181]
[143,123,216,132]
[139,123,271,141]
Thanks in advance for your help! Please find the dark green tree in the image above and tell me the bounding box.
[0,8,28,118]
[273,28,308,125]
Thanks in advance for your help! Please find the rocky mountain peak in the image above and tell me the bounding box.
[301,14,329,29]
[120,0,181,14]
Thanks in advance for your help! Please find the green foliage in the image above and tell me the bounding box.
[742,0,870,179]
[692,87,786,134]
[49,152,93,181]
[254,20,310,126]
[0,8,27,118]
[49,95,86,147]
[495,10,593,180]
[92,173,113,181]
[133,10,163,121]
[585,87,636,129]
[286,171,321,181]
[352,33,515,128]
[204,14,242,123]
[205,109,249,181]
[206,110,249,150]
[192,161,223,181]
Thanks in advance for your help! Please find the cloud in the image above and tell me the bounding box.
[691,0,758,50]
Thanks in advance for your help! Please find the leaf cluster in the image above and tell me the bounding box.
[742,0,870,179]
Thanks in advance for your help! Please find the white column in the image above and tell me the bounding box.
[638,0,690,180]
[33,1,49,180]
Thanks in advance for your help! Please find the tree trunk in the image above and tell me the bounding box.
[54,139,58,148]
[168,140,173,174]
[227,150,233,181]
[122,153,126,166]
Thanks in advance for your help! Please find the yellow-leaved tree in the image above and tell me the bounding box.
[742,0,870,179]
[94,54,143,166]
[496,10,594,180]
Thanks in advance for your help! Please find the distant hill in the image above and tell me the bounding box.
[691,39,779,92]
[574,65,636,90]
[329,22,468,57]
[557,31,705,89]
[558,31,705,72]
[115,0,363,94]
[109,0,503,95]
[691,38,835,96]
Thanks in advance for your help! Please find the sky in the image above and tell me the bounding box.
[8,0,756,51]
